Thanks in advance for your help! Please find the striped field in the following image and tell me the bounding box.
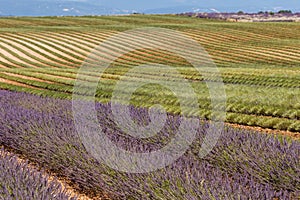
[0,15,300,133]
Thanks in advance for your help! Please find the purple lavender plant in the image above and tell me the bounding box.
[0,90,299,199]
[0,148,77,200]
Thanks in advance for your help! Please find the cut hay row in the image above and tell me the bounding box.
[207,26,279,42]
[30,32,90,56]
[0,27,298,70]
[113,28,290,66]
[87,30,216,65]
[15,33,84,63]
[185,30,300,64]
[0,36,61,67]
[215,23,300,39]
[0,41,38,68]
[0,32,153,68]
[0,33,258,69]
[85,30,244,65]
[89,28,299,66]
[71,32,187,67]
[185,27,300,57]
[4,33,83,65]
[50,32,100,49]
[0,37,60,68]
[62,31,190,66]
[0,39,44,67]
[63,31,118,45]
[193,30,299,60]
[0,34,77,68]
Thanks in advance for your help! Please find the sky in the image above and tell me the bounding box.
[1,0,300,16]
[79,0,300,12]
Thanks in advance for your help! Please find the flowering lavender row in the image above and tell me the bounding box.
[0,90,299,199]
[0,148,77,200]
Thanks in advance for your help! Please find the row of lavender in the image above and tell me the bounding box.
[0,90,299,199]
[0,148,76,200]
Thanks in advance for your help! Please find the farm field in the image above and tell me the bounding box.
[0,15,299,199]
[0,15,300,133]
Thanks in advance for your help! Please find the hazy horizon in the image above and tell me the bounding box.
[1,0,300,16]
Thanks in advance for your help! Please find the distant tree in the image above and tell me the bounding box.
[237,11,244,15]
[269,11,275,15]
[258,11,264,14]
[278,10,292,14]
[132,12,144,15]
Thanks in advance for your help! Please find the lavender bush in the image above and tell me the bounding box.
[0,148,77,200]
[0,90,299,199]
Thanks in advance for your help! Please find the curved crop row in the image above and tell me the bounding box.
[0,90,299,199]
[0,148,77,200]
[0,68,299,132]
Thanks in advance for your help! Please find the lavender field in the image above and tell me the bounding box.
[0,147,78,200]
[0,13,299,199]
[0,90,299,199]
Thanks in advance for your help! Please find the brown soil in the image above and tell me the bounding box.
[0,77,41,89]
[226,122,300,140]
[0,37,48,67]
[0,44,29,67]
[5,33,81,66]
[16,33,84,63]
[2,72,56,84]
[186,31,299,63]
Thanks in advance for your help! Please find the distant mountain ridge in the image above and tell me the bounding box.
[0,0,299,16]
[0,0,132,16]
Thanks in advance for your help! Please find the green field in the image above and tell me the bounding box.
[0,15,300,133]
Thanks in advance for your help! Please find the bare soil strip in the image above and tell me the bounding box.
[28,32,89,59]
[0,35,60,67]
[5,33,81,65]
[186,31,300,63]
[33,32,93,55]
[2,34,77,68]
[226,122,300,140]
[0,44,30,66]
[0,38,47,67]
[0,77,41,89]
[2,72,56,84]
